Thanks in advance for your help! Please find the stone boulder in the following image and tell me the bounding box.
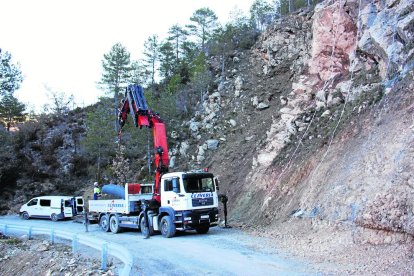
[206,140,219,150]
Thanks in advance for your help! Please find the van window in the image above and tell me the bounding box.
[27,199,38,206]
[64,200,72,207]
[39,199,51,207]
[77,198,83,205]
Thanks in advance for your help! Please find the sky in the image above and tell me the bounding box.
[1,0,254,112]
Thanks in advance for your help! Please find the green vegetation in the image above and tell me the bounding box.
[0,49,25,130]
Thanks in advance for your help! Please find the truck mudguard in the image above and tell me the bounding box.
[159,206,175,222]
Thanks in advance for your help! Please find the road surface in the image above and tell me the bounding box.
[0,215,317,275]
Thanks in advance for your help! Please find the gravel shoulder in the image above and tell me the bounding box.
[245,218,414,275]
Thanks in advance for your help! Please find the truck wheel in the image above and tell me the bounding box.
[100,215,110,232]
[51,213,59,222]
[195,225,209,234]
[21,212,30,220]
[160,215,176,238]
[110,215,121,234]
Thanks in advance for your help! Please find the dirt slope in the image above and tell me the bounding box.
[172,0,414,273]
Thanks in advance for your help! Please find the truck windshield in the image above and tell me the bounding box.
[183,176,215,193]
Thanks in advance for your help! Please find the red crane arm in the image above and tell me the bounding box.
[118,84,169,204]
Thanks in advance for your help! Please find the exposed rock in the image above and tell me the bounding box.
[257,102,270,110]
[179,141,190,157]
[206,140,219,150]
[203,112,216,123]
[190,122,200,132]
[229,119,237,127]
[170,131,179,139]
[218,82,225,92]
[169,156,176,168]
[234,76,244,97]
[321,110,331,117]
[251,96,259,107]
[309,1,357,81]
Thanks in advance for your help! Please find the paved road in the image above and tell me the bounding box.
[0,215,317,275]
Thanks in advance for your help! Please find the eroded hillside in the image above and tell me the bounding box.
[171,0,414,251]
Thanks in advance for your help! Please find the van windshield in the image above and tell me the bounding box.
[27,199,38,206]
[183,175,215,193]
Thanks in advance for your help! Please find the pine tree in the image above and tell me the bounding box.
[250,0,275,32]
[82,100,117,181]
[0,93,25,131]
[167,24,188,67]
[130,60,147,86]
[0,49,23,96]
[187,8,218,52]
[159,41,175,81]
[99,43,132,131]
[143,35,159,88]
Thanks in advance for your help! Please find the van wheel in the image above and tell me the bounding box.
[110,216,121,234]
[100,215,110,232]
[195,225,209,234]
[21,212,30,220]
[160,215,176,238]
[51,213,59,222]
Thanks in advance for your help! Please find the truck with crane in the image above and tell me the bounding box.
[88,84,220,238]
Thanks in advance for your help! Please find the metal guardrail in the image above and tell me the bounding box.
[0,223,133,276]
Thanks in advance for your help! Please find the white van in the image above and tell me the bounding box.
[20,196,84,221]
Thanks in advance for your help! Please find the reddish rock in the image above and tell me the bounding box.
[308,2,357,81]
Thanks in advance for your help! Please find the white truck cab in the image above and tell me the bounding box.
[160,171,219,210]
[20,196,84,221]
[152,171,219,236]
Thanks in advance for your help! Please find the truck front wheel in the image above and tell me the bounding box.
[160,215,176,238]
[195,225,209,234]
[110,215,121,234]
[100,215,110,232]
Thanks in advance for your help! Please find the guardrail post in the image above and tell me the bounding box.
[50,229,55,244]
[72,234,78,253]
[3,225,8,235]
[84,212,89,232]
[101,242,108,271]
[28,226,33,239]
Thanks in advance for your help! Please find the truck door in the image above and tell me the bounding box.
[161,177,181,209]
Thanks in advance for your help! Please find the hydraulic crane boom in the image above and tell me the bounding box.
[118,84,169,203]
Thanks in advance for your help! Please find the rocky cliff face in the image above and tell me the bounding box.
[174,0,414,244]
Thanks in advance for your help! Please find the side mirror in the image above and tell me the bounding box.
[214,178,219,191]
[172,178,180,193]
